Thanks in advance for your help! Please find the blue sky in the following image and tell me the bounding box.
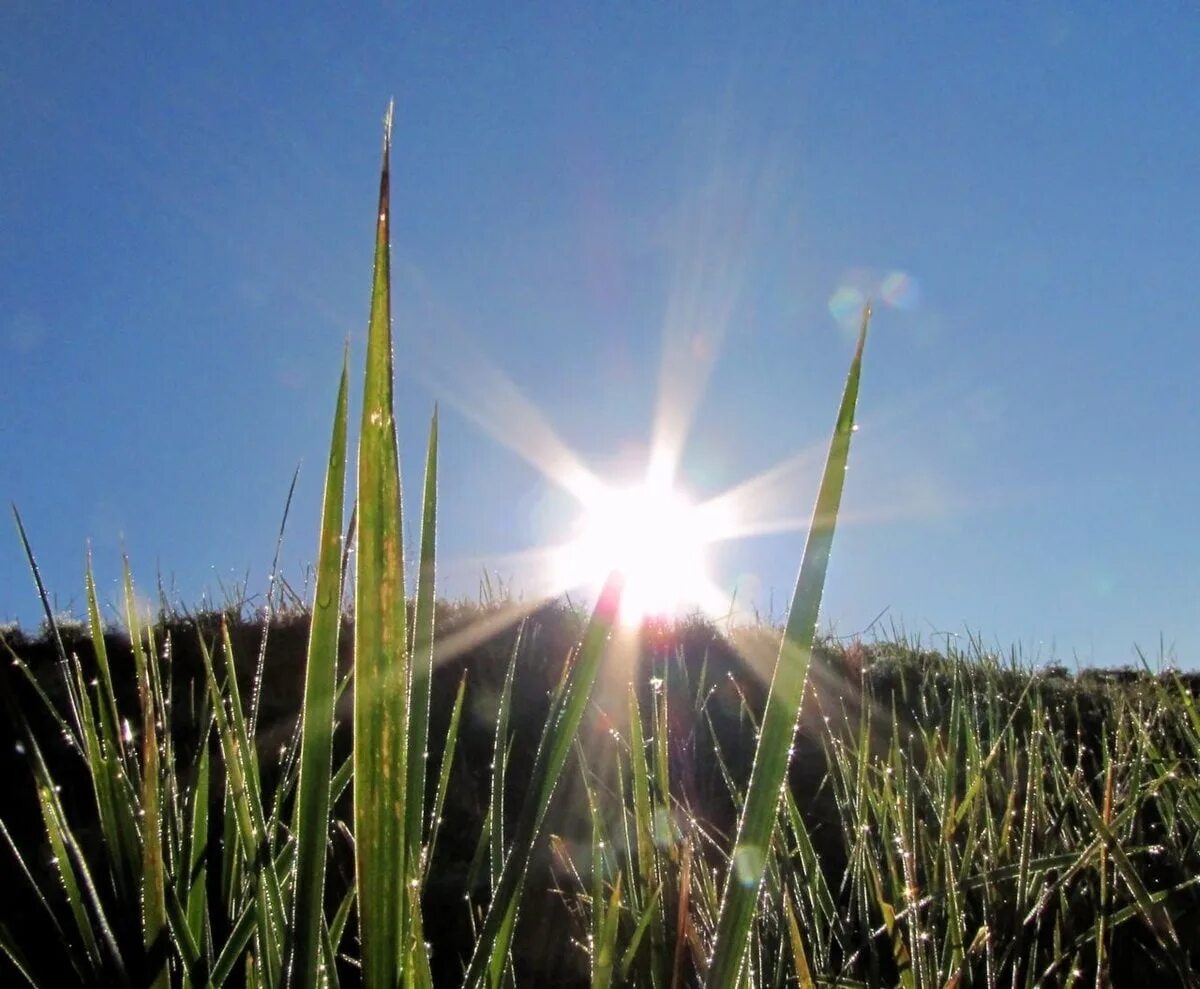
[2,5,1198,665]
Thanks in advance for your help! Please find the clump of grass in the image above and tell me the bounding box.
[4,109,1199,989]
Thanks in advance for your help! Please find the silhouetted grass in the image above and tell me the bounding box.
[3,604,1199,985]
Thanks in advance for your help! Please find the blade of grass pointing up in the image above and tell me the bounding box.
[705,305,870,988]
[11,506,84,747]
[406,407,438,872]
[354,103,412,989]
[490,622,522,894]
[124,562,170,989]
[288,347,349,988]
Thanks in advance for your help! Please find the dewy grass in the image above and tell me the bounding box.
[7,111,1200,988]
[289,348,349,988]
[705,305,869,988]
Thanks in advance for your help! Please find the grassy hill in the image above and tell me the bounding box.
[3,602,1199,986]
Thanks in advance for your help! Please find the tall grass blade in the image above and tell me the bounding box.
[183,735,211,989]
[619,885,663,982]
[592,872,623,989]
[251,462,302,736]
[782,890,815,989]
[407,408,439,873]
[85,556,126,765]
[35,766,103,973]
[83,559,143,906]
[210,901,258,989]
[23,724,126,983]
[705,306,870,988]
[0,923,37,989]
[353,103,412,989]
[124,563,170,988]
[289,349,350,988]
[11,505,84,746]
[426,673,467,876]
[165,883,206,987]
[198,628,285,986]
[628,685,665,986]
[490,623,522,891]
[0,813,71,956]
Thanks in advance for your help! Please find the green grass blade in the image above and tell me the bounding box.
[164,883,206,988]
[706,306,870,988]
[490,623,523,891]
[407,408,439,873]
[124,563,169,989]
[404,880,435,989]
[36,778,103,973]
[24,730,127,983]
[462,573,624,988]
[354,103,412,989]
[219,623,286,986]
[328,883,357,967]
[289,348,350,989]
[628,685,665,987]
[85,555,126,764]
[84,559,143,899]
[198,628,285,985]
[210,900,258,988]
[10,504,85,744]
[0,814,72,953]
[619,884,663,981]
[782,890,815,989]
[591,872,623,989]
[0,922,38,988]
[183,735,211,988]
[425,673,467,877]
[250,462,302,737]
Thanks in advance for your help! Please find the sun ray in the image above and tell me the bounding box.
[647,157,776,489]
[398,273,604,503]
[692,444,828,543]
[432,594,560,670]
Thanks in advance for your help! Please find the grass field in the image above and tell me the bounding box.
[2,116,1199,987]
[3,604,1199,986]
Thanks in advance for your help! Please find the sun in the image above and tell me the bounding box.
[555,477,717,626]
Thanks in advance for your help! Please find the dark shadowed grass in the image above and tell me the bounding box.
[4,604,1200,986]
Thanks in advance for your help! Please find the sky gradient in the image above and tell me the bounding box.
[2,5,1198,665]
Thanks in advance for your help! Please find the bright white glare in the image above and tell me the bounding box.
[555,478,722,626]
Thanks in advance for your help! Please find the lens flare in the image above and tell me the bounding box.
[881,270,920,310]
[555,478,718,626]
[828,285,866,327]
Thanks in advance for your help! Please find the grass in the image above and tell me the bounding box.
[2,112,1199,987]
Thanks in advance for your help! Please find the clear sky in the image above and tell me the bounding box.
[2,5,1198,666]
